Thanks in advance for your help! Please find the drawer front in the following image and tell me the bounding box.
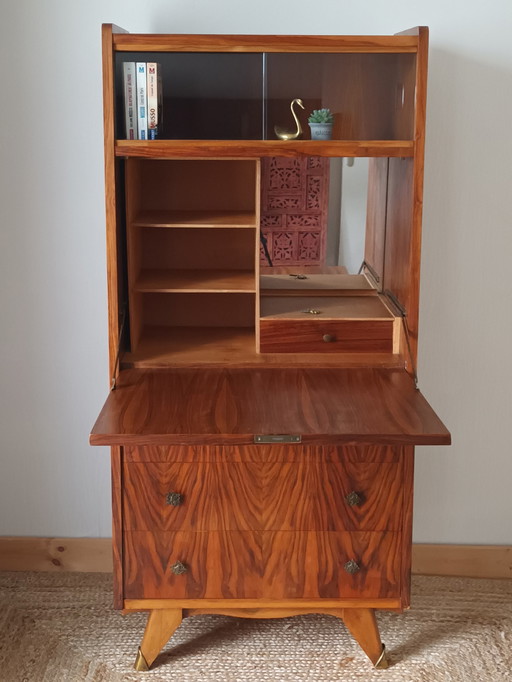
[123,462,260,531]
[124,444,402,464]
[123,530,401,600]
[262,531,401,599]
[259,319,394,353]
[262,461,403,531]
[123,530,261,599]
[123,459,403,533]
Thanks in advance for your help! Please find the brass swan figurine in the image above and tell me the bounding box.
[274,98,304,140]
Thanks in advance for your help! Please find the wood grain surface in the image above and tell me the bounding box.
[122,460,403,532]
[123,530,401,600]
[115,140,414,159]
[90,368,450,446]
[259,320,394,353]
[112,32,418,53]
[124,445,402,463]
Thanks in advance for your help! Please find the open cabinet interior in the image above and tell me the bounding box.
[119,152,413,368]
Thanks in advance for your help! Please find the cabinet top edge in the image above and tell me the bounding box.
[110,33,419,53]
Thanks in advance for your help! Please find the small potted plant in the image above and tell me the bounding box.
[308,108,334,140]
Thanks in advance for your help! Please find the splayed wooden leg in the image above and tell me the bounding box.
[134,608,182,671]
[341,608,388,669]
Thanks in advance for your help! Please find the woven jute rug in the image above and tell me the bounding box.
[0,572,511,682]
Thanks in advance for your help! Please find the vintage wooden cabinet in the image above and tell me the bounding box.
[91,25,450,671]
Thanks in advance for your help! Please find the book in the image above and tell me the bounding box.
[122,63,137,140]
[146,62,161,140]
[136,62,148,140]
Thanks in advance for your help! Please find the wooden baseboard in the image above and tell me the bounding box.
[0,537,113,572]
[412,544,512,579]
[0,538,510,579]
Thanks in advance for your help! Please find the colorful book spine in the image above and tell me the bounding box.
[122,63,137,140]
[147,62,159,140]
[136,62,148,140]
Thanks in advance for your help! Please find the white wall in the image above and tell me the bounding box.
[1,0,511,543]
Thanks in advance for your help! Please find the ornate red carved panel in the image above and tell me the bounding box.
[260,157,330,266]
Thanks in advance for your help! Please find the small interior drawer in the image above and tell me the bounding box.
[259,296,396,353]
[260,319,395,353]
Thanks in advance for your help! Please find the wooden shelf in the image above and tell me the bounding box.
[132,210,257,228]
[116,140,414,159]
[135,269,256,293]
[260,273,376,296]
[121,326,402,369]
[260,296,395,320]
[113,33,419,54]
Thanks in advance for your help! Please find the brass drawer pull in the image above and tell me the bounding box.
[344,559,360,575]
[166,492,183,506]
[345,491,362,507]
[323,333,336,343]
[170,561,188,575]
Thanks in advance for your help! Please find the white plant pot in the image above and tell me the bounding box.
[309,122,333,140]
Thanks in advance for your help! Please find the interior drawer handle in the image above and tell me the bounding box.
[166,492,183,506]
[323,333,336,343]
[344,559,360,575]
[170,561,188,575]
[345,491,362,506]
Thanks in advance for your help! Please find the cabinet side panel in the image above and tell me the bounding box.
[102,25,123,374]
[365,158,388,289]
[400,446,414,609]
[111,446,124,609]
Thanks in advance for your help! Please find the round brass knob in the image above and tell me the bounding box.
[344,559,360,575]
[166,492,183,506]
[170,561,187,575]
[345,491,362,507]
[323,334,336,343]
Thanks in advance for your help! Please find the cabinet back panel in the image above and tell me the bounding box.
[130,159,258,213]
[140,228,255,270]
[267,53,415,140]
[141,293,255,328]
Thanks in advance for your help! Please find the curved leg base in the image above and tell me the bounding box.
[341,608,388,669]
[134,608,182,671]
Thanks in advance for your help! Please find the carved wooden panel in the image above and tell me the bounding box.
[260,157,329,266]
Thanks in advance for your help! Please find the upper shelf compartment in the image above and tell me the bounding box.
[114,50,416,144]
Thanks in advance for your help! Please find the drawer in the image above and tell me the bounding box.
[124,444,403,464]
[123,530,401,600]
[124,460,403,533]
[123,530,261,599]
[123,462,260,531]
[259,319,395,353]
[262,461,403,531]
[262,531,401,599]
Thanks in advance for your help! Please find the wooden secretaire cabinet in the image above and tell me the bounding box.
[91,25,450,671]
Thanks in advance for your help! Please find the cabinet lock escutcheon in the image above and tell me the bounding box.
[345,491,362,507]
[166,492,184,506]
[344,559,360,575]
[170,561,188,575]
